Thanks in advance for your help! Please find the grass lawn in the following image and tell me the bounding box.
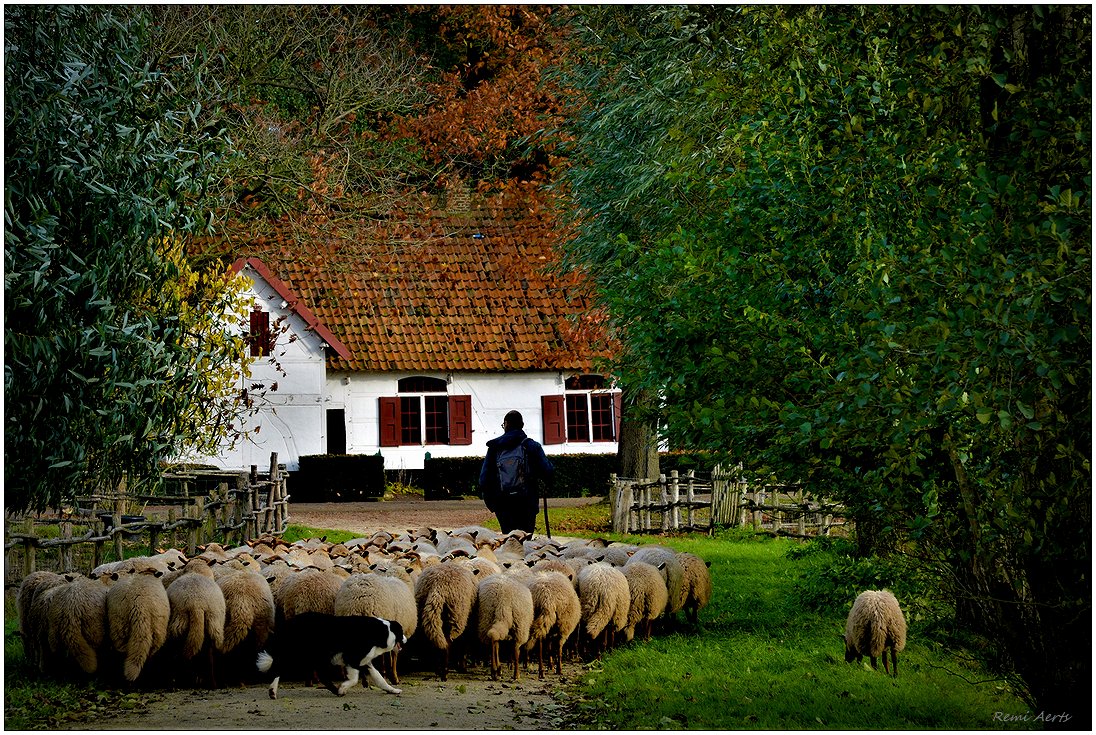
[570,532,1036,730]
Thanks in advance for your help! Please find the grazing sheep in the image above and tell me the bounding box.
[598,544,638,568]
[18,571,66,671]
[414,562,479,681]
[626,545,686,617]
[844,589,907,677]
[621,561,669,643]
[42,574,111,675]
[105,568,171,682]
[576,562,630,657]
[524,570,581,679]
[677,552,713,624]
[476,573,534,681]
[216,568,276,684]
[165,559,226,686]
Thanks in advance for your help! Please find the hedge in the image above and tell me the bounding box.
[291,454,386,502]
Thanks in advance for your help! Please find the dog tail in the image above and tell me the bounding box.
[256,650,274,673]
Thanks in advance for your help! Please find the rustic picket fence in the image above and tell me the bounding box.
[4,453,290,589]
[610,466,847,537]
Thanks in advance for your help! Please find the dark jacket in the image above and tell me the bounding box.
[478,429,554,512]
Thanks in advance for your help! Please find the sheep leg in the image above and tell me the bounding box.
[869,655,878,670]
[537,639,545,680]
[512,640,520,681]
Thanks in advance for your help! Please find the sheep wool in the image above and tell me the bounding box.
[576,562,630,655]
[335,573,418,638]
[106,569,171,682]
[43,574,111,674]
[677,552,713,623]
[217,568,276,654]
[18,571,66,672]
[626,545,686,614]
[621,561,669,642]
[414,561,479,681]
[275,567,343,622]
[844,589,907,677]
[166,559,226,660]
[524,570,581,679]
[476,573,534,680]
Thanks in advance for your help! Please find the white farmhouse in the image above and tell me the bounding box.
[191,205,619,472]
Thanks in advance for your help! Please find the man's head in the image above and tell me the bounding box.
[503,410,524,431]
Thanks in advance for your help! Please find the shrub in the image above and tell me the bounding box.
[292,454,385,502]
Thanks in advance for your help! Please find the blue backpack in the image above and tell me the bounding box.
[496,440,530,496]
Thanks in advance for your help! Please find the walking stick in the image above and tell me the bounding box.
[542,491,551,539]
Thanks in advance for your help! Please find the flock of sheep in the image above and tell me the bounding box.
[17,525,908,694]
[16,526,714,690]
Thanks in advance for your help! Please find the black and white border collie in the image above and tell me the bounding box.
[256,612,406,699]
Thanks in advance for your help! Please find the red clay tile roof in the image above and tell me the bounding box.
[204,206,613,373]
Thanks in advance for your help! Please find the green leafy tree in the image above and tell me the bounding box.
[558,5,1089,723]
[5,6,248,513]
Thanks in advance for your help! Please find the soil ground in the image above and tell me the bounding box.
[77,494,603,731]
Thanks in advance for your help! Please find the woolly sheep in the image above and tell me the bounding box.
[216,567,276,664]
[576,562,630,657]
[275,567,343,622]
[105,568,171,682]
[414,561,479,681]
[165,559,226,666]
[18,571,66,672]
[524,570,581,679]
[626,545,686,616]
[844,589,907,677]
[476,573,534,680]
[621,561,668,642]
[677,552,713,624]
[42,573,111,675]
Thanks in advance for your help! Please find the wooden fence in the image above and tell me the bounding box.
[4,453,290,589]
[610,466,847,537]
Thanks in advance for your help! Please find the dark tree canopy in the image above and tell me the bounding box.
[557,5,1089,723]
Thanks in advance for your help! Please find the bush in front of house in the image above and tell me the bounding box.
[422,453,621,500]
[292,454,386,502]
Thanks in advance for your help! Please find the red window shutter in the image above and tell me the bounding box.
[379,397,400,447]
[542,395,565,445]
[448,395,473,445]
[249,309,270,357]
[614,391,623,441]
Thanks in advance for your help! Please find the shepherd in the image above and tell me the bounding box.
[478,410,554,535]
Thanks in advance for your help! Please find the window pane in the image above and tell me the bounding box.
[398,376,447,393]
[424,395,449,444]
[565,374,605,391]
[400,396,421,444]
[565,394,589,442]
[591,394,615,441]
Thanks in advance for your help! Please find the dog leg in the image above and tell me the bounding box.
[336,665,360,696]
[364,661,401,694]
[269,675,280,700]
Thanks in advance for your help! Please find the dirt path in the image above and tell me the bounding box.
[82,664,583,731]
[75,495,602,731]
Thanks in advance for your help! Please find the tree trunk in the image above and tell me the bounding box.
[617,386,659,481]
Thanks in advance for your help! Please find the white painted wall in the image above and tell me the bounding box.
[185,264,327,472]
[330,370,618,471]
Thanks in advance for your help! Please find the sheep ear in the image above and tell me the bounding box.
[110,572,120,581]
[626,550,635,557]
[705,561,712,568]
[153,570,164,578]
[658,562,666,570]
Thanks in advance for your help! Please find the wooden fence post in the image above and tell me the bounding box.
[685,470,695,530]
[668,470,680,531]
[798,487,806,536]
